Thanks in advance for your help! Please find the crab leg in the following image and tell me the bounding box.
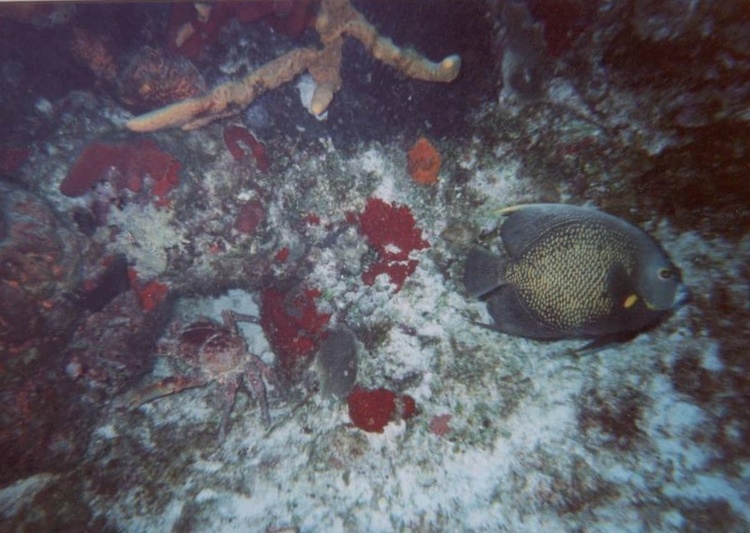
[126,375,207,410]
[245,368,272,428]
[217,375,241,441]
[221,310,260,334]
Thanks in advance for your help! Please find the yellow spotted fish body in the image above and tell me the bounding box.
[464,204,684,345]
[506,221,637,335]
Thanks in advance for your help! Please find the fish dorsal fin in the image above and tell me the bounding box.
[499,204,594,258]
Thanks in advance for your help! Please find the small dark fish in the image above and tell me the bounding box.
[464,204,686,350]
[315,327,358,399]
[81,254,130,312]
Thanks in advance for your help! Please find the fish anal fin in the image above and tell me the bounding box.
[577,331,640,354]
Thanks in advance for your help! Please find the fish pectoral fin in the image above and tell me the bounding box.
[463,246,507,298]
[465,319,502,332]
[606,262,637,305]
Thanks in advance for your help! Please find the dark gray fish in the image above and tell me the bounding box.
[464,204,685,349]
[501,1,551,100]
[315,327,358,399]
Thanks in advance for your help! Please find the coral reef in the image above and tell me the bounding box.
[0,183,92,485]
[499,0,551,99]
[523,0,594,57]
[166,0,315,59]
[3,2,750,531]
[70,27,117,82]
[105,203,186,279]
[406,136,441,185]
[260,286,331,383]
[0,182,82,355]
[80,254,130,312]
[60,140,181,207]
[577,385,647,451]
[233,200,265,235]
[223,125,269,171]
[135,279,169,313]
[0,147,30,176]
[428,413,453,437]
[126,310,278,435]
[62,289,161,398]
[0,369,92,486]
[70,27,207,112]
[117,46,207,111]
[126,0,461,131]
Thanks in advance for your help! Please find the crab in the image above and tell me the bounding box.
[126,309,277,439]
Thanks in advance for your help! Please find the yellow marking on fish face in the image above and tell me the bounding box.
[624,294,638,309]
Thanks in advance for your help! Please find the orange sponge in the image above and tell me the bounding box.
[407,137,441,185]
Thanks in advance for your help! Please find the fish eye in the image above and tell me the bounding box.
[658,268,673,281]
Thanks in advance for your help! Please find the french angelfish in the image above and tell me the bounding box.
[463,204,685,350]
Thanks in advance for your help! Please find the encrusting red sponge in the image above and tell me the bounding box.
[347,386,417,433]
[358,197,430,291]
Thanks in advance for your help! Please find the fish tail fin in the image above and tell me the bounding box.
[463,246,507,298]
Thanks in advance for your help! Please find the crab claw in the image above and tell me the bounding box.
[125,375,205,410]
